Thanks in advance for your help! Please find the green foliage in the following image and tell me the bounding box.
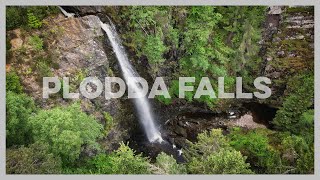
[6,6,60,30]
[109,142,152,174]
[281,135,314,174]
[116,6,267,108]
[154,152,187,174]
[6,71,23,93]
[228,128,314,174]
[6,6,29,30]
[155,94,172,105]
[185,129,252,174]
[64,142,152,174]
[29,35,44,51]
[6,91,36,147]
[27,10,43,29]
[36,60,52,77]
[87,154,114,174]
[188,148,253,174]
[6,142,62,174]
[103,112,114,135]
[273,74,314,134]
[185,129,230,159]
[144,34,167,64]
[228,128,281,173]
[28,103,103,163]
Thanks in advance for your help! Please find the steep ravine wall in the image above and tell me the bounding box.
[7,6,314,159]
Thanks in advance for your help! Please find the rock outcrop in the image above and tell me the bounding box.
[260,6,314,107]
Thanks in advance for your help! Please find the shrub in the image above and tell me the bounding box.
[273,74,314,134]
[6,71,23,93]
[29,35,44,51]
[143,34,167,65]
[27,10,43,29]
[188,148,253,174]
[87,153,114,174]
[36,60,52,78]
[228,128,281,173]
[281,135,314,174]
[104,112,114,135]
[154,152,187,174]
[66,142,153,174]
[109,142,152,174]
[184,129,230,160]
[6,6,60,30]
[185,129,253,174]
[6,6,27,30]
[6,142,62,174]
[6,91,36,147]
[28,103,103,163]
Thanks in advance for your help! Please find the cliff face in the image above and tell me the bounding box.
[260,6,314,107]
[6,6,314,155]
[7,14,131,151]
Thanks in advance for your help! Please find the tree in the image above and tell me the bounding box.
[154,152,187,174]
[6,6,60,30]
[6,142,62,174]
[6,6,27,30]
[273,74,314,134]
[281,135,314,174]
[185,129,253,174]
[6,71,23,94]
[6,91,36,147]
[228,128,281,173]
[188,148,253,174]
[109,142,152,174]
[28,103,103,163]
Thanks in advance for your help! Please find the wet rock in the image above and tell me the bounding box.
[266,57,273,61]
[174,126,187,137]
[178,121,185,127]
[277,51,285,57]
[226,113,267,129]
[61,6,103,16]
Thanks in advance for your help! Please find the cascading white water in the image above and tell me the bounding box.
[100,21,163,143]
[58,6,75,18]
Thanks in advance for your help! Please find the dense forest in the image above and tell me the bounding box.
[6,6,314,174]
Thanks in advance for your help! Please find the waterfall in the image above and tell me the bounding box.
[58,6,75,18]
[100,21,163,143]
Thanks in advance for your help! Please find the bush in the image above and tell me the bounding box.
[273,74,314,134]
[185,129,253,174]
[228,128,281,173]
[27,10,42,29]
[228,128,314,174]
[103,112,114,135]
[184,129,230,160]
[281,135,314,174]
[143,34,167,66]
[188,148,253,174]
[29,35,44,51]
[6,142,62,174]
[6,71,23,93]
[6,91,36,147]
[87,154,114,174]
[154,152,187,174]
[109,142,152,174]
[36,60,52,78]
[6,6,27,30]
[64,142,152,174]
[6,6,60,30]
[28,103,103,163]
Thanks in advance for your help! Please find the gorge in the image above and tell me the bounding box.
[5,6,314,174]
